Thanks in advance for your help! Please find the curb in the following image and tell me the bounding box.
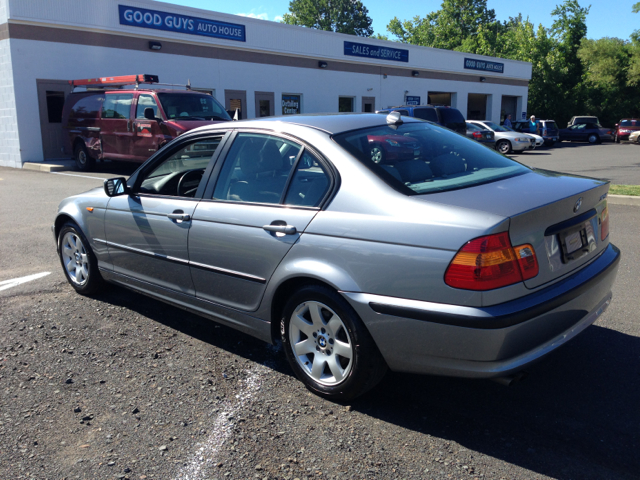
[608,194,640,206]
[23,162,71,173]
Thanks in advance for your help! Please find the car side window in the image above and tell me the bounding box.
[102,94,133,119]
[284,150,330,207]
[212,133,301,204]
[137,137,222,197]
[136,94,159,119]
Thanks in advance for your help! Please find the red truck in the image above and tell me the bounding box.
[62,74,231,171]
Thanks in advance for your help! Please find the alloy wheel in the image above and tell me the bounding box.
[288,301,353,386]
[61,231,89,286]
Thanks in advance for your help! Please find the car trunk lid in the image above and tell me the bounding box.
[416,169,610,289]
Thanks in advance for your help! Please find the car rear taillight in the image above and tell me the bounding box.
[472,131,483,139]
[444,232,538,291]
[600,204,609,240]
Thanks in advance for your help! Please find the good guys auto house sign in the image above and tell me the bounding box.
[118,5,246,41]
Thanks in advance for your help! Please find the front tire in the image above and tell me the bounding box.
[58,222,104,295]
[74,143,95,172]
[281,285,387,401]
[588,134,599,144]
[496,139,512,154]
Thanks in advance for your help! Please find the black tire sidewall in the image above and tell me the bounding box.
[58,223,102,295]
[74,143,94,172]
[280,285,382,400]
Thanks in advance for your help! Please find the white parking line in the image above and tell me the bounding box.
[0,272,51,292]
[51,172,107,181]
[180,366,266,480]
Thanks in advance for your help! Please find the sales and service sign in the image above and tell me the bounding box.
[405,96,421,105]
[463,58,504,73]
[118,5,246,42]
[344,41,409,63]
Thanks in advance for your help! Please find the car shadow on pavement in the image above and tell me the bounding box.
[91,286,292,374]
[350,324,640,479]
[89,286,638,479]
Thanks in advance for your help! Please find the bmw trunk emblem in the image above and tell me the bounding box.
[573,197,583,213]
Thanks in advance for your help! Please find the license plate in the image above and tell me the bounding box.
[553,137,557,141]
[414,149,420,156]
[564,231,583,254]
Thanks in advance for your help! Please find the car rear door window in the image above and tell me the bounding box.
[213,133,300,204]
[284,150,330,207]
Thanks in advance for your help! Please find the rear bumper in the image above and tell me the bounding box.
[343,243,620,378]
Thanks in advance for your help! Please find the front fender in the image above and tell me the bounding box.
[54,188,110,267]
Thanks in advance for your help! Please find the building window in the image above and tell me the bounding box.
[46,91,65,123]
[282,94,301,115]
[339,97,354,113]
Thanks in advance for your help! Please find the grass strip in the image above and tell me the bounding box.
[610,184,640,196]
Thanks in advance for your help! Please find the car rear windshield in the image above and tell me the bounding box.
[156,93,231,121]
[332,122,530,195]
[438,108,466,130]
[544,121,558,129]
[413,108,438,122]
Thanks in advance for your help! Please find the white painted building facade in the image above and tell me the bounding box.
[0,0,532,168]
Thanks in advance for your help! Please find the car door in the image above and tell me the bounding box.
[130,93,164,162]
[188,132,333,311]
[100,93,134,160]
[104,134,227,294]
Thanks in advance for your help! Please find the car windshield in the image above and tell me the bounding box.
[482,121,510,132]
[332,122,530,195]
[156,93,231,121]
[620,120,639,127]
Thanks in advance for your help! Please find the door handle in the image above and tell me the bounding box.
[168,213,191,222]
[263,224,297,235]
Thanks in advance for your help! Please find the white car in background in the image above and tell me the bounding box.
[466,120,536,154]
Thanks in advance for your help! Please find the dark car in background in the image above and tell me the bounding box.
[512,119,559,146]
[613,119,640,143]
[567,116,600,128]
[376,105,467,135]
[559,122,613,144]
[465,121,495,146]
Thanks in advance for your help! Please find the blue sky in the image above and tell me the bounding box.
[162,0,638,41]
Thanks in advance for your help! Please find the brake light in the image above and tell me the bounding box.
[472,131,483,139]
[600,205,609,240]
[444,232,538,290]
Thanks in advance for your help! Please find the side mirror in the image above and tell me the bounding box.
[615,123,619,127]
[104,177,129,197]
[144,107,157,121]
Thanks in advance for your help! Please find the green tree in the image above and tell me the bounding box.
[387,0,498,50]
[281,0,373,37]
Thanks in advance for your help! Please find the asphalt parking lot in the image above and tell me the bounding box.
[1,150,639,479]
[511,141,640,185]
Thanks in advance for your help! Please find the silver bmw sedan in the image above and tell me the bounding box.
[53,113,620,400]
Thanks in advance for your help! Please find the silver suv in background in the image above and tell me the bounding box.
[467,120,535,154]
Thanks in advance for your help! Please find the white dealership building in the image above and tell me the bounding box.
[0,0,532,168]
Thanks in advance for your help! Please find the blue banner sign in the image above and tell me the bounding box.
[344,41,409,63]
[464,57,504,73]
[405,96,421,105]
[118,5,246,42]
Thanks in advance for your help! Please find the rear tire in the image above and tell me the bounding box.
[370,144,385,164]
[281,285,387,401]
[58,222,104,295]
[496,140,512,154]
[588,134,599,144]
[74,143,95,172]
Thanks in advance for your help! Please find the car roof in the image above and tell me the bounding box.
[187,113,425,135]
[69,89,208,95]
